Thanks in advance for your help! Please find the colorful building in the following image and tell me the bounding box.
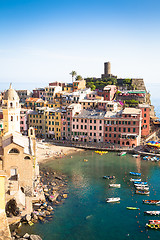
[139,104,150,137]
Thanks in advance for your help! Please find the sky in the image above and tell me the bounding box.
[0,0,160,103]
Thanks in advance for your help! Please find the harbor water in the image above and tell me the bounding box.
[20,151,160,239]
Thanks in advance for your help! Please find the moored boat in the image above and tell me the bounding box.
[146,223,160,229]
[132,154,140,158]
[118,152,126,156]
[136,186,149,191]
[134,184,149,188]
[103,176,115,179]
[135,190,150,195]
[106,197,120,203]
[109,184,121,188]
[127,207,140,210]
[134,181,147,185]
[130,178,141,182]
[143,200,160,205]
[144,211,160,216]
[129,172,141,176]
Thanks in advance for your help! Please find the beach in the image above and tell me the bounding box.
[36,141,84,163]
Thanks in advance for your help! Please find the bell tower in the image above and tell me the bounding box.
[2,83,20,134]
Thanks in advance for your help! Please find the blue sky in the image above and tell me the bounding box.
[0,0,160,102]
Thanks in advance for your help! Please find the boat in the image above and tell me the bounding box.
[136,186,149,191]
[135,190,150,195]
[132,154,140,158]
[103,176,115,179]
[134,181,147,185]
[106,197,120,203]
[146,223,160,229]
[148,220,160,224]
[83,159,88,162]
[134,184,149,188]
[95,151,108,155]
[143,200,160,205]
[130,178,141,182]
[129,172,141,176]
[144,211,160,216]
[118,152,126,156]
[126,207,140,210]
[109,184,121,188]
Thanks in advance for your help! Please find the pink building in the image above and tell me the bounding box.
[139,104,150,137]
[104,108,142,147]
[20,109,29,135]
[98,85,117,101]
[72,110,105,142]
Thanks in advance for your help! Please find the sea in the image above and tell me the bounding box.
[19,151,160,240]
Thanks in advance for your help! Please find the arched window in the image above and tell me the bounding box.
[9,148,20,154]
[10,102,13,107]
[24,156,30,160]
[126,141,130,145]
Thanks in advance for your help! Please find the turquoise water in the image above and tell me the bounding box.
[20,151,160,239]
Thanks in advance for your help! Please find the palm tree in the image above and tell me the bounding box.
[76,75,83,81]
[70,71,77,83]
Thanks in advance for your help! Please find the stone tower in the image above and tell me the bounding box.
[2,84,20,134]
[101,62,112,78]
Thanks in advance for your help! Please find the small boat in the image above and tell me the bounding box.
[130,178,141,182]
[134,181,147,185]
[83,159,88,162]
[148,220,160,224]
[129,172,141,176]
[118,152,126,156]
[136,186,149,191]
[146,223,160,229]
[143,200,160,205]
[95,151,108,155]
[132,154,140,158]
[135,190,150,195]
[126,207,140,210]
[106,197,120,203]
[144,211,160,216]
[109,184,121,188]
[103,176,115,179]
[134,184,149,188]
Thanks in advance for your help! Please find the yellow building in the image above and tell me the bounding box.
[45,108,62,140]
[25,97,46,110]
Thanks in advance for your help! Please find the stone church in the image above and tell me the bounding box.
[0,84,39,208]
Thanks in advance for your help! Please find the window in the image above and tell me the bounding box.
[94,126,96,130]
[133,121,136,125]
[9,148,19,154]
[85,125,87,129]
[94,120,96,124]
[11,116,13,121]
[119,121,121,124]
[85,119,87,123]
[123,128,126,132]
[99,133,102,136]
[94,133,96,136]
[105,134,107,137]
[144,114,146,117]
[133,128,135,132]
[109,127,111,131]
[105,127,108,131]
[81,119,83,123]
[100,120,102,124]
[73,125,75,129]
[114,127,116,131]
[90,126,92,130]
[114,134,116,138]
[128,128,130,132]
[90,120,92,123]
[144,120,146,123]
[90,133,92,136]
[99,126,102,130]
[76,125,79,129]
[144,108,146,111]
[109,134,111,137]
[81,125,83,129]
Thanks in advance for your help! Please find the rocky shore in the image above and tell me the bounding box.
[10,167,68,240]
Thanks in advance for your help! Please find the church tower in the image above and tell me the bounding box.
[2,84,20,134]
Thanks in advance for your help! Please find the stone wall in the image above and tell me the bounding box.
[0,211,11,240]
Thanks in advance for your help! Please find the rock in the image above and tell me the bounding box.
[23,233,30,239]
[30,235,42,240]
[63,194,68,199]
[25,214,31,222]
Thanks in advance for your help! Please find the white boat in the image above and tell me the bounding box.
[109,184,121,188]
[144,211,160,215]
[130,178,141,182]
[134,184,149,188]
[132,154,140,158]
[118,152,126,156]
[136,186,149,191]
[106,197,120,203]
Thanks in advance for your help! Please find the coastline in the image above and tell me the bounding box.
[36,141,85,164]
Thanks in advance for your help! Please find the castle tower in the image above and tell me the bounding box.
[2,84,20,134]
[101,61,112,78]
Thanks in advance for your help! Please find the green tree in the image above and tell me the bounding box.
[76,75,83,81]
